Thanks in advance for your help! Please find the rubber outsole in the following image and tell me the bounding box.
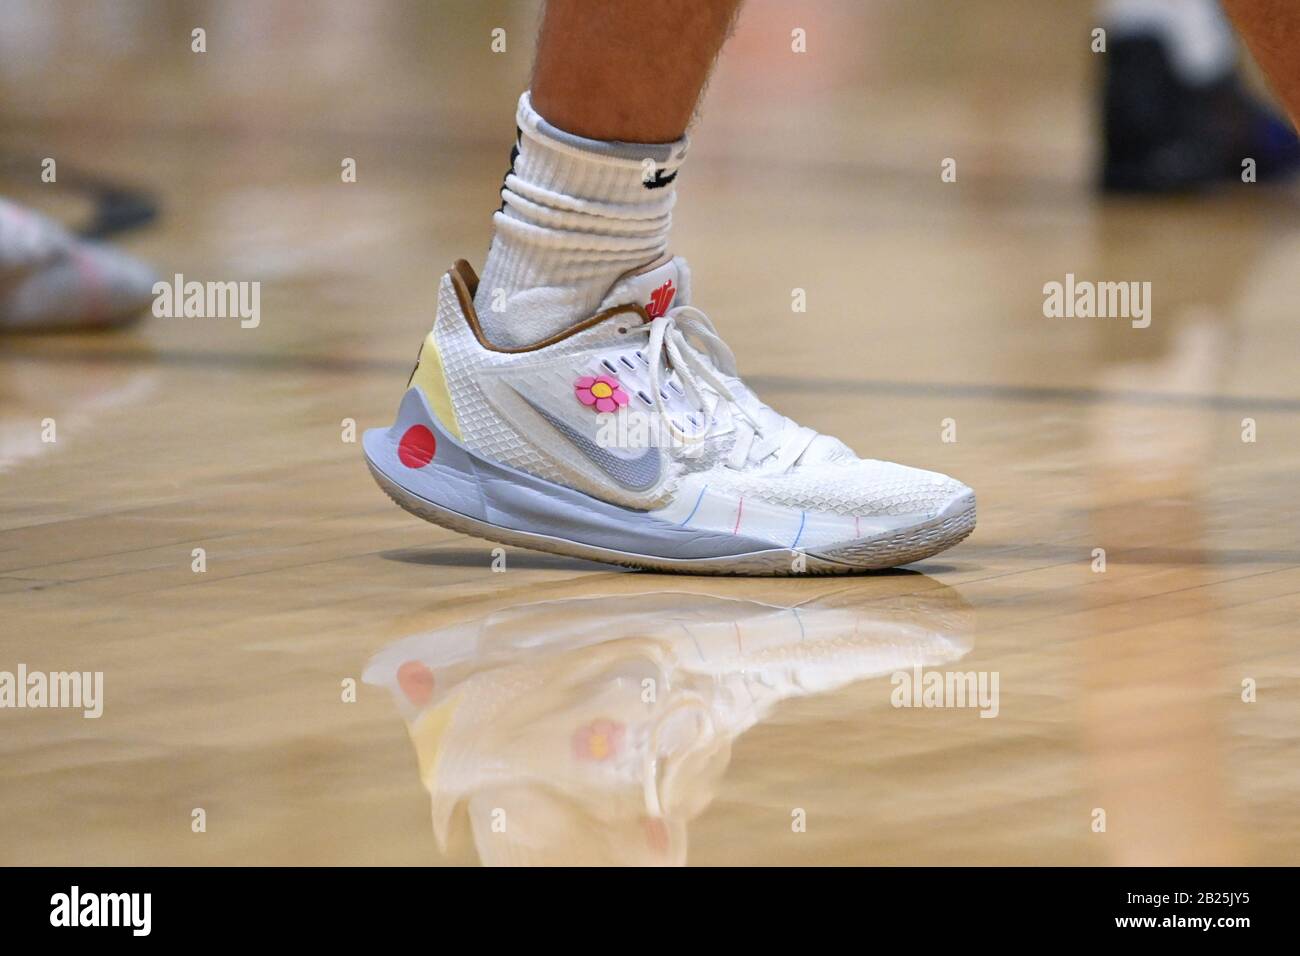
[367,457,976,576]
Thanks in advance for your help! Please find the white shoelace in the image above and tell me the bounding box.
[631,306,818,472]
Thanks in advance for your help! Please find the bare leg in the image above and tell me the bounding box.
[531,0,744,143]
[1222,0,1300,126]
[475,0,744,346]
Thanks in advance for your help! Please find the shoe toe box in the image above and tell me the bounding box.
[839,459,972,518]
[715,458,972,520]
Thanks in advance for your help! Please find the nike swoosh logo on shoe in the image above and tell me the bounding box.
[516,392,661,491]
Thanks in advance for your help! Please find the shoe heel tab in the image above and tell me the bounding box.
[445,256,648,353]
[450,259,479,298]
[446,258,488,343]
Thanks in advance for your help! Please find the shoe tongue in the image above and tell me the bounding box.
[598,256,689,319]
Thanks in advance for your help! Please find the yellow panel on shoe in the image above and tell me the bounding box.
[408,329,462,440]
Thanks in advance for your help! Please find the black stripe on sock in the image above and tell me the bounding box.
[497,126,522,212]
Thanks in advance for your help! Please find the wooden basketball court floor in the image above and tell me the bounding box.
[2,1,1298,865]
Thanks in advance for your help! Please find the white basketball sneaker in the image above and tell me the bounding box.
[364,256,976,574]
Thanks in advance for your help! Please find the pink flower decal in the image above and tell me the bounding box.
[574,375,629,413]
[572,719,625,762]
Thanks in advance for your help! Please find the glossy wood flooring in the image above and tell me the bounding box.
[1,0,1297,865]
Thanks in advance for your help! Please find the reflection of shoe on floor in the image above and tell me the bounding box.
[0,198,157,331]
[1100,34,1300,193]
[364,587,973,865]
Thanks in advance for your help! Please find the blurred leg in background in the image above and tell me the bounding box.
[1222,0,1300,125]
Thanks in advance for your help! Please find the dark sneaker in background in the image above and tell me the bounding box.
[1101,34,1300,193]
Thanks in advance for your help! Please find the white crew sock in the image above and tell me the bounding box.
[473,91,689,348]
[1100,0,1237,85]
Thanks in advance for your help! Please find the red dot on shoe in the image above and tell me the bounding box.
[396,661,435,706]
[397,424,436,468]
